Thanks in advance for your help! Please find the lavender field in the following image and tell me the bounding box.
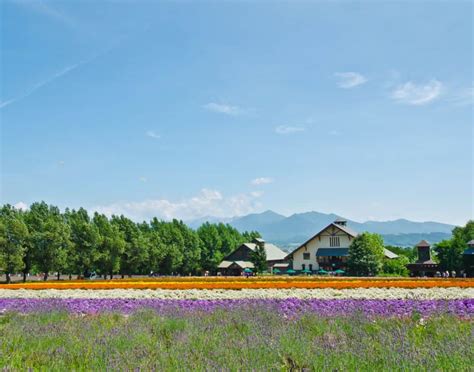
[0,303,473,370]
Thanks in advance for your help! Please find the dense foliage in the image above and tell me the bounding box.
[434,221,474,272]
[347,232,385,276]
[0,202,260,280]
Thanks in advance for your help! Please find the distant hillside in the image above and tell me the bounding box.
[188,210,455,247]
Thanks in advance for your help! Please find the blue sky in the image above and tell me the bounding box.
[1,0,472,225]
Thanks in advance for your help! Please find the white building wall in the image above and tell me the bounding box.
[291,228,353,271]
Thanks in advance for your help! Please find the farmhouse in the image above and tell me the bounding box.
[217,238,288,275]
[286,219,398,272]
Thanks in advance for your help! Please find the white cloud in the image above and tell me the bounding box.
[251,177,274,185]
[146,131,161,139]
[328,130,341,136]
[391,80,443,105]
[335,72,367,89]
[93,188,263,221]
[250,191,264,198]
[13,201,28,211]
[275,125,305,135]
[203,102,241,115]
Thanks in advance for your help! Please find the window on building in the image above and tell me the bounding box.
[309,264,313,271]
[330,236,340,247]
[303,252,310,260]
[302,264,305,271]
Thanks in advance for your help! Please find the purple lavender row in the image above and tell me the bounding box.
[1,298,473,318]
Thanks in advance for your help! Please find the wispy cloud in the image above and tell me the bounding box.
[93,188,263,221]
[203,102,241,115]
[328,130,341,136]
[146,131,161,139]
[450,86,474,106]
[251,177,274,186]
[1,61,89,110]
[275,125,305,135]
[335,72,367,89]
[13,0,76,27]
[391,80,443,105]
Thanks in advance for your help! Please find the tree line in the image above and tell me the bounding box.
[0,202,260,283]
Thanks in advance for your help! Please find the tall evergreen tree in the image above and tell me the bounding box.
[250,243,267,274]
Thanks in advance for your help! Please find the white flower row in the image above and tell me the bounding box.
[0,287,473,300]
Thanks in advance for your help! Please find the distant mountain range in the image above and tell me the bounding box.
[188,210,455,249]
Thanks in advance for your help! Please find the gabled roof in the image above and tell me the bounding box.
[467,240,474,246]
[286,221,358,258]
[242,242,287,261]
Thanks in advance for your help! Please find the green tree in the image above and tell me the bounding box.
[0,208,28,284]
[174,220,201,275]
[434,221,474,272]
[197,222,223,272]
[26,202,71,281]
[250,242,267,274]
[65,208,100,278]
[111,215,149,277]
[93,213,125,279]
[242,231,262,242]
[348,232,385,276]
[382,256,409,276]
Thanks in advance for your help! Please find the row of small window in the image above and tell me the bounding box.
[301,264,313,271]
[302,253,348,263]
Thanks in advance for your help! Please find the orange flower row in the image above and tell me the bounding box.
[1,279,472,290]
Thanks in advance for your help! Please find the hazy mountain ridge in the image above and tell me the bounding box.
[188,210,455,247]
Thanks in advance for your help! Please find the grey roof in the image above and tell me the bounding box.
[272,263,290,268]
[383,248,399,259]
[316,248,349,257]
[253,238,265,243]
[331,223,358,238]
[233,261,254,269]
[286,221,358,258]
[217,260,254,269]
[416,240,430,247]
[217,260,233,269]
[467,240,474,246]
[243,242,287,261]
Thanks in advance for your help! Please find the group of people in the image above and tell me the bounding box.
[435,270,467,278]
